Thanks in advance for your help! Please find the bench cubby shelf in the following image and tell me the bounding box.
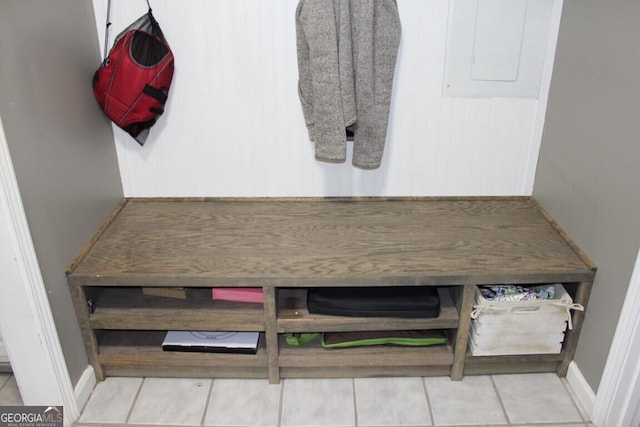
[66,197,596,383]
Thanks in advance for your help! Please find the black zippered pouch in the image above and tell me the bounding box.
[307,286,440,318]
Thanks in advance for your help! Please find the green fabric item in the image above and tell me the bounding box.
[321,330,448,349]
[285,330,448,349]
[284,333,320,346]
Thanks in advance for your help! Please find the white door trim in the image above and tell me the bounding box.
[0,114,79,426]
[592,248,640,427]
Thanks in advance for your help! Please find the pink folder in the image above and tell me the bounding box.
[211,288,264,303]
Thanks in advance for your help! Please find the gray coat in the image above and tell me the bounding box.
[296,0,401,169]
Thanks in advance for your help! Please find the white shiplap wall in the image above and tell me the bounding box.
[92,0,561,197]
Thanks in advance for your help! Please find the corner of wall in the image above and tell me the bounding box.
[523,0,564,195]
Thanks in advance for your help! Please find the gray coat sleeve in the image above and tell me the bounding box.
[296,0,352,163]
[350,0,401,169]
[296,0,401,168]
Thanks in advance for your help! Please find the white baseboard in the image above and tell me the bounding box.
[74,365,96,413]
[566,361,596,421]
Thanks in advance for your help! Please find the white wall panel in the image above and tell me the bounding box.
[92,0,560,197]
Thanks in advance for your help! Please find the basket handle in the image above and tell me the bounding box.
[471,301,585,329]
[509,306,541,314]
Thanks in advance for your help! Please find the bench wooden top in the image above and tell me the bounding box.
[67,197,595,287]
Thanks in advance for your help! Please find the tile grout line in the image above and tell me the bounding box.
[199,378,215,426]
[0,374,10,390]
[559,377,589,424]
[278,378,285,427]
[0,374,22,407]
[490,375,513,427]
[125,377,146,425]
[352,378,358,427]
[77,377,97,418]
[74,375,590,427]
[420,377,436,427]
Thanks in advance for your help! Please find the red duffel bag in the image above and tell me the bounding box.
[93,7,174,145]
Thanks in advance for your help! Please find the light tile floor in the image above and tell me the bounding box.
[0,373,23,406]
[75,373,594,427]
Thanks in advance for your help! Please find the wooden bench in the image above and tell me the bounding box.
[66,197,596,383]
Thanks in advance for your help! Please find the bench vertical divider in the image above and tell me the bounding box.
[451,284,475,380]
[558,280,594,376]
[263,286,280,383]
[69,281,104,380]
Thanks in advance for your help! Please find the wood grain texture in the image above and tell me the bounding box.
[558,281,593,376]
[276,287,459,333]
[65,198,128,275]
[69,284,104,380]
[277,336,454,367]
[68,198,595,287]
[528,198,597,271]
[263,286,280,383]
[88,287,264,331]
[98,330,268,369]
[67,197,596,382]
[279,365,453,379]
[464,352,565,364]
[451,284,476,380]
[463,361,561,376]
[102,366,268,379]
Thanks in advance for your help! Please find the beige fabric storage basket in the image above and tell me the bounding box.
[469,284,584,356]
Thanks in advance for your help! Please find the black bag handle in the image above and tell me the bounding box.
[102,0,154,60]
[102,0,112,59]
